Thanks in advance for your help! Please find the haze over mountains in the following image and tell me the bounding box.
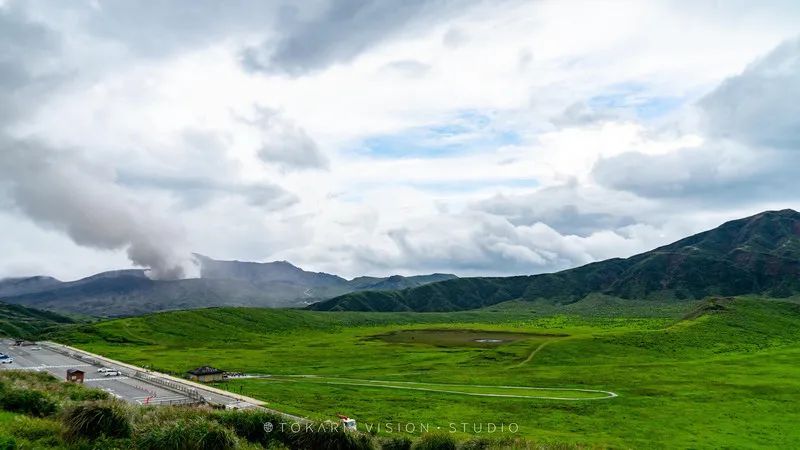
[3,209,799,317]
[311,209,800,312]
[0,256,456,317]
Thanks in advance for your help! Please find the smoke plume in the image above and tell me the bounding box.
[0,138,188,279]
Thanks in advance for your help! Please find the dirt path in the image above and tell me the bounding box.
[510,339,553,368]
[261,375,618,401]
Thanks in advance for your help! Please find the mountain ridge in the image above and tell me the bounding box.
[0,256,458,317]
[310,209,800,312]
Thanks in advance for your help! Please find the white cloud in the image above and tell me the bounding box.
[1,1,799,280]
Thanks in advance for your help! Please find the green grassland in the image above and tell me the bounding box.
[51,296,800,448]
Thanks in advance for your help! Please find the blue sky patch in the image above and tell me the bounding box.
[357,110,522,159]
[588,83,685,120]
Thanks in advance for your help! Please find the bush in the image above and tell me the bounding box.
[211,409,291,447]
[0,436,16,450]
[412,433,457,450]
[457,437,492,450]
[134,417,238,450]
[288,421,376,450]
[63,383,110,402]
[62,400,132,441]
[0,388,57,417]
[380,435,412,450]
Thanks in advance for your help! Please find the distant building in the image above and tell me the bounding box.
[187,366,225,382]
[66,369,85,383]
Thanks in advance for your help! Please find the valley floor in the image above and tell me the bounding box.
[53,296,800,448]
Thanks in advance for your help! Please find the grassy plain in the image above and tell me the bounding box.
[53,296,800,448]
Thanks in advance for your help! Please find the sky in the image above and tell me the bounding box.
[1,0,799,281]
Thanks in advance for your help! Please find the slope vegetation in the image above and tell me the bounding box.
[0,302,75,338]
[312,209,800,312]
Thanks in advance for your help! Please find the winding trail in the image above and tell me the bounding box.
[257,375,618,401]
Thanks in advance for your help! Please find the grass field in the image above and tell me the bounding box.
[52,296,800,448]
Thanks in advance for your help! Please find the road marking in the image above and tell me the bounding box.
[13,364,92,369]
[85,377,130,382]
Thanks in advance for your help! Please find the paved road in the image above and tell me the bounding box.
[0,339,192,405]
[0,340,305,421]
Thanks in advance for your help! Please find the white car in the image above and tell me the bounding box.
[0,357,13,364]
[97,367,116,373]
[103,370,123,377]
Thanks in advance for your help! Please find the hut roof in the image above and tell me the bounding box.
[187,366,224,376]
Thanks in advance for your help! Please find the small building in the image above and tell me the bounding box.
[66,369,85,383]
[187,366,225,382]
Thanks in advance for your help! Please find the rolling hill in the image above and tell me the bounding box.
[0,301,75,338]
[310,209,800,312]
[0,256,456,317]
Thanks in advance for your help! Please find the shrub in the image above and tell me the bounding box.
[211,409,291,447]
[0,388,57,417]
[412,433,457,450]
[288,422,376,450]
[458,436,529,449]
[63,383,110,401]
[0,436,15,450]
[134,417,238,450]
[457,437,492,450]
[62,400,132,441]
[380,435,412,450]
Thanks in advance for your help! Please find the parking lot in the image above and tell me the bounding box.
[0,339,193,405]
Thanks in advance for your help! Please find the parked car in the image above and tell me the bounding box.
[103,370,123,377]
[0,356,13,364]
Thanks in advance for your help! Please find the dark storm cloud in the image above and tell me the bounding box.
[699,38,800,149]
[0,5,62,124]
[55,1,278,57]
[591,37,800,204]
[241,0,471,75]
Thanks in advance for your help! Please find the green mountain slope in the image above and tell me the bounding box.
[311,209,800,312]
[0,301,75,338]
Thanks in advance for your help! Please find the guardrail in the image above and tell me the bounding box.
[132,371,205,402]
[41,341,307,422]
[148,397,202,406]
[41,342,205,404]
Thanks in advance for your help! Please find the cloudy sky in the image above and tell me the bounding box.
[1,0,799,280]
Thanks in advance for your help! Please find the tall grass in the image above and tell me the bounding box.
[133,417,238,450]
[411,433,457,450]
[379,435,413,450]
[62,400,132,441]
[211,409,291,448]
[0,386,57,417]
[288,422,376,450]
